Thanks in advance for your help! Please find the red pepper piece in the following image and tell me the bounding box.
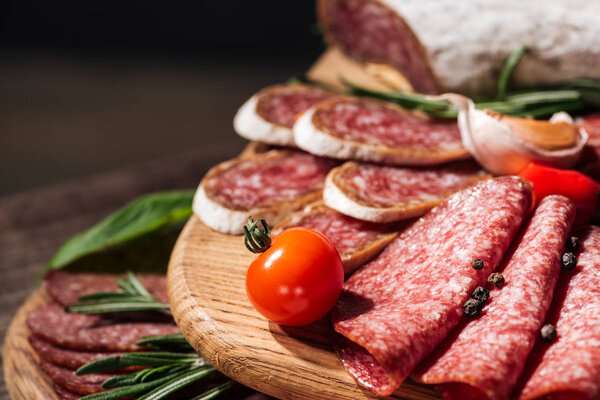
[518,162,599,228]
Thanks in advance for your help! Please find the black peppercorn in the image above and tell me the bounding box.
[487,272,505,288]
[463,299,482,318]
[471,286,490,303]
[566,236,580,253]
[540,324,557,343]
[562,252,577,270]
[471,259,484,270]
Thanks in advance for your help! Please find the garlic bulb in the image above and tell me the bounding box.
[443,94,588,175]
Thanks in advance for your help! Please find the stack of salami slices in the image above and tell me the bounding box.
[191,78,600,400]
[195,82,489,274]
[27,272,177,399]
[30,272,274,400]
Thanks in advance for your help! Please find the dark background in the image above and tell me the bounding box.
[0,1,324,195]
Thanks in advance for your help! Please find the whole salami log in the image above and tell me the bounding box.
[234,84,333,146]
[40,361,114,395]
[324,160,489,222]
[318,0,600,95]
[194,149,337,234]
[29,335,119,370]
[293,97,468,165]
[27,303,179,352]
[274,202,402,274]
[44,271,168,306]
[517,226,600,400]
[414,195,575,400]
[332,176,532,395]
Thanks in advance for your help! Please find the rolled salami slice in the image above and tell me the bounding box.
[233,84,333,146]
[29,335,119,370]
[274,202,403,274]
[27,303,179,352]
[40,361,114,395]
[194,149,337,234]
[414,195,575,400]
[517,226,600,400]
[318,0,600,95]
[44,271,168,306]
[293,96,468,165]
[332,176,532,395]
[324,161,489,223]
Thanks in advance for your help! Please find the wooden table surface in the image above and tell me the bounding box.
[0,144,249,399]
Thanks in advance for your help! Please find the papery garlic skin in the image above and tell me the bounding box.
[443,94,588,175]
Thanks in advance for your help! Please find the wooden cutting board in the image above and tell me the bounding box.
[167,48,439,400]
[168,216,440,400]
[3,289,61,400]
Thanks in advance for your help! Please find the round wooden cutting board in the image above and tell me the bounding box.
[168,216,441,400]
[3,289,61,400]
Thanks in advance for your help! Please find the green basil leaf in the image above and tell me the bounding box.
[44,190,194,272]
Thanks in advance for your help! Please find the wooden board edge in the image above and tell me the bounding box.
[3,288,61,400]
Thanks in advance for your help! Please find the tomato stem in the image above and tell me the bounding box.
[243,216,272,253]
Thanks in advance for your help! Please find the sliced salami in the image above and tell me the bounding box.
[40,361,113,395]
[318,0,600,95]
[332,176,533,395]
[53,385,81,400]
[294,96,468,165]
[44,271,168,306]
[414,195,575,400]
[194,149,337,234]
[233,84,333,146]
[517,226,600,400]
[27,303,179,352]
[29,335,119,370]
[323,160,489,223]
[274,202,403,274]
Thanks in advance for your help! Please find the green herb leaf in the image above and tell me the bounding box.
[191,381,235,400]
[79,369,188,400]
[76,352,202,375]
[136,366,217,400]
[44,190,194,272]
[497,45,527,99]
[137,333,194,352]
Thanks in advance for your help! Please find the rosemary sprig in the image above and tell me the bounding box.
[497,44,527,99]
[67,271,171,315]
[297,45,600,120]
[71,273,234,400]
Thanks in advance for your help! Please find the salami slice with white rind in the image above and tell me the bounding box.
[517,226,600,400]
[332,176,532,395]
[194,149,337,234]
[318,0,600,95]
[27,303,179,352]
[324,160,489,223]
[414,195,575,400]
[293,96,468,165]
[274,202,402,274]
[234,84,333,146]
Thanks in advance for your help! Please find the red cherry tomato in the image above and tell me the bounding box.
[518,162,600,227]
[245,227,344,326]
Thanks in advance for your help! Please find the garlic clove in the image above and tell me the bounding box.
[441,94,588,175]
